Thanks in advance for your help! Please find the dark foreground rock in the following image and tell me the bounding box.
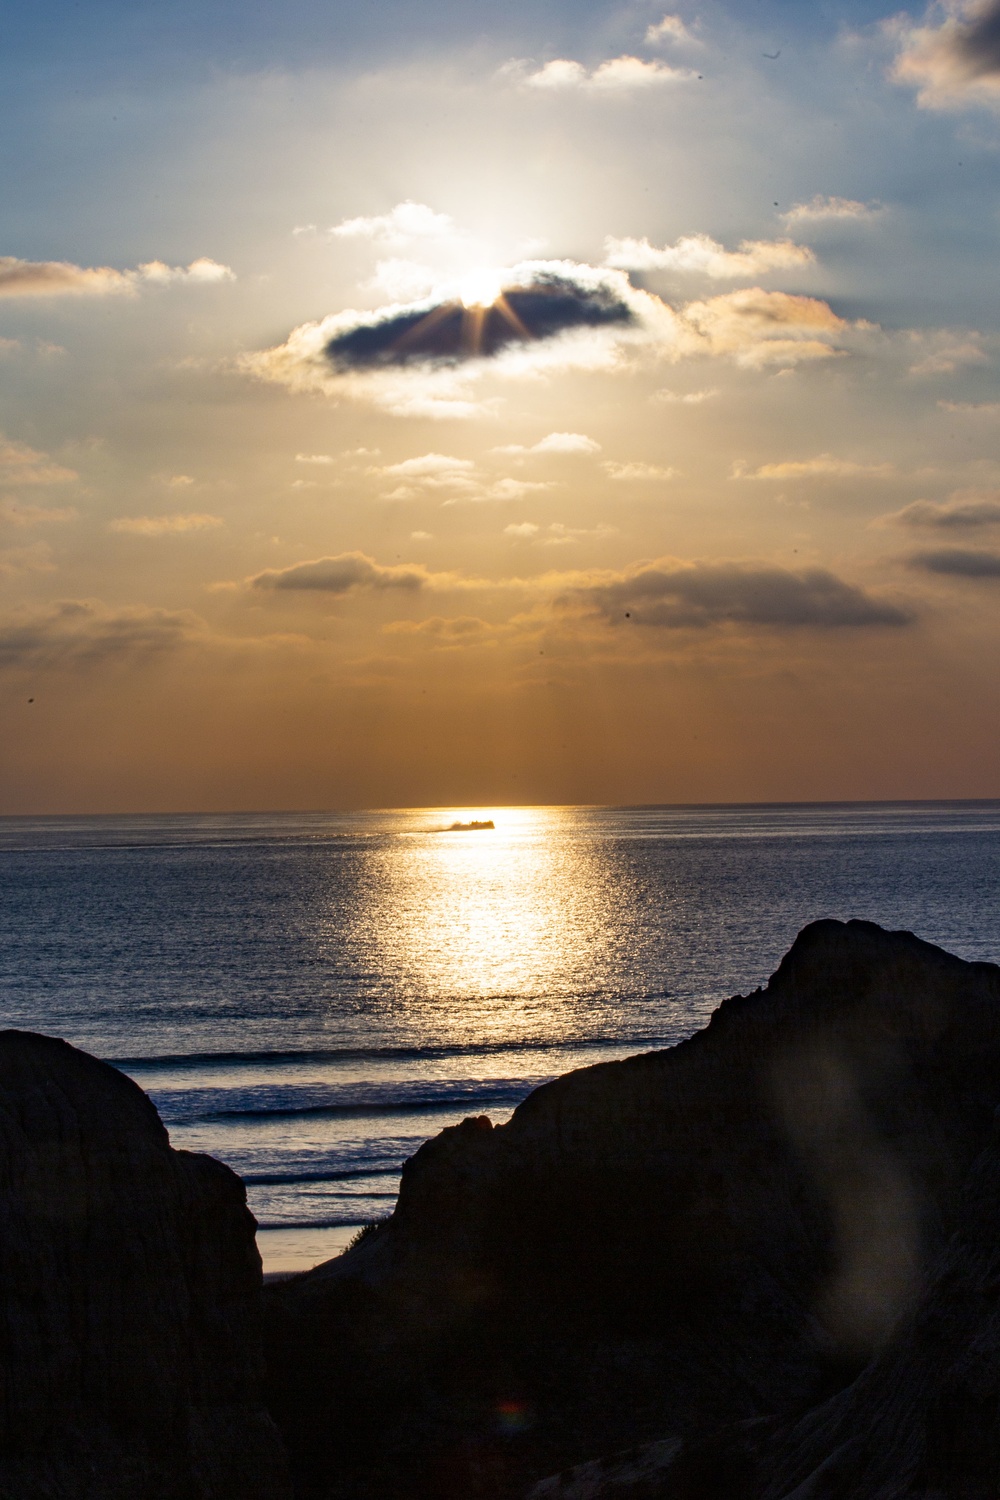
[0,1029,290,1499]
[263,920,1000,1499]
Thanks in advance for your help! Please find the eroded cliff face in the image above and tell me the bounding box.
[263,920,1000,1500]
[0,1030,290,1500]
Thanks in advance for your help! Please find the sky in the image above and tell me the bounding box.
[3,0,1000,812]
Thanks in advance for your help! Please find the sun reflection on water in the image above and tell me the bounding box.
[346,806,626,1041]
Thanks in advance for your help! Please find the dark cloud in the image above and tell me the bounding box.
[885,496,1000,529]
[0,601,198,670]
[950,0,1000,79]
[572,562,912,629]
[894,0,1000,104]
[250,552,429,593]
[909,547,1000,578]
[324,271,634,370]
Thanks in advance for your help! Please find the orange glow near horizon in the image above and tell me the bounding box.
[4,18,1000,815]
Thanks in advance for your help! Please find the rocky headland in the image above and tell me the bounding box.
[263,920,1000,1499]
[0,1030,290,1499]
[6,919,1000,1498]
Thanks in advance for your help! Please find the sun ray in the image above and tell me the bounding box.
[462,304,490,355]
[492,294,533,342]
[391,299,461,355]
[375,273,538,363]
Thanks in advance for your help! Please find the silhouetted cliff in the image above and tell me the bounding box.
[263,920,1000,1499]
[0,1030,290,1499]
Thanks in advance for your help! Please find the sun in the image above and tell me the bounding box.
[457,267,507,309]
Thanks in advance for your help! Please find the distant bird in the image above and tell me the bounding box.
[763,49,781,59]
[27,698,34,704]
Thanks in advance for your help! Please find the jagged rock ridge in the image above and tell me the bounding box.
[263,919,1000,1499]
[0,1029,290,1499]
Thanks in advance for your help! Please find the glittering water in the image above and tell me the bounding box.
[1,802,999,1271]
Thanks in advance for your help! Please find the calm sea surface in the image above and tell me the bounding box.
[1,802,998,1272]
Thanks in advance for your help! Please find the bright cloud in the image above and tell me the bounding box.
[733,455,895,480]
[464,478,554,503]
[604,233,814,278]
[109,513,224,536]
[376,453,476,480]
[781,197,883,225]
[505,521,618,545]
[908,334,989,375]
[330,202,458,245]
[680,289,853,368]
[654,387,718,404]
[644,15,700,46]
[531,431,600,454]
[0,437,77,485]
[523,56,697,91]
[0,256,233,298]
[494,432,601,456]
[373,454,486,496]
[316,446,557,506]
[432,473,557,506]
[136,258,233,286]
[603,461,677,481]
[366,259,441,302]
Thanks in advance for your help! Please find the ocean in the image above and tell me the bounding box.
[1,801,998,1273]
